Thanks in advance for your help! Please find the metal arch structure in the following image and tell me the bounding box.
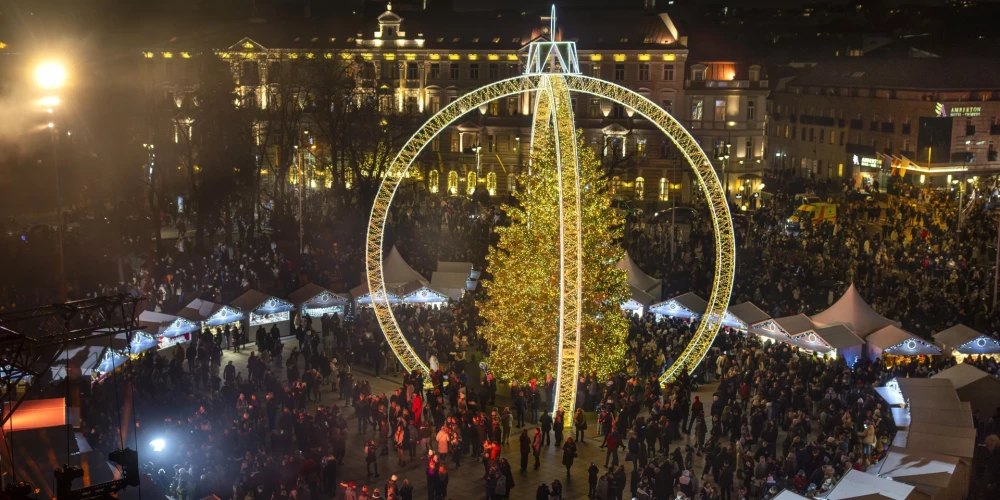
[365,43,734,401]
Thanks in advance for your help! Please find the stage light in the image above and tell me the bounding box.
[150,438,165,452]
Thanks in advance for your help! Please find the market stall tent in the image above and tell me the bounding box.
[179,298,244,327]
[231,290,295,334]
[615,252,662,300]
[437,261,479,280]
[621,286,655,316]
[650,292,708,319]
[797,325,865,365]
[723,301,771,331]
[399,280,450,307]
[138,310,199,339]
[351,282,402,307]
[772,314,819,338]
[48,345,105,380]
[932,324,1000,357]
[289,283,350,318]
[866,325,942,359]
[810,283,899,337]
[826,469,917,500]
[431,271,471,300]
[932,363,1000,415]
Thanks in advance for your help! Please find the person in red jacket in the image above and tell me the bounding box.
[604,430,622,467]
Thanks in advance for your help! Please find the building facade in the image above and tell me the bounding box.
[141,5,767,207]
[769,59,1000,188]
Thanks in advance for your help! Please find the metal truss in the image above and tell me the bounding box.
[366,73,734,388]
[0,295,145,428]
[529,75,585,417]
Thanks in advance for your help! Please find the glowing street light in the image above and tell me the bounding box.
[35,62,67,89]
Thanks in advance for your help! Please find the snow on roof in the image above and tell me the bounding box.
[810,283,899,337]
[826,469,916,500]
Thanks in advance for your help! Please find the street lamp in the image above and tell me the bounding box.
[36,61,68,301]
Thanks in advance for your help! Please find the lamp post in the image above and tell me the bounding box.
[36,61,67,301]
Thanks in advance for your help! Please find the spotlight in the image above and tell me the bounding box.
[150,438,166,452]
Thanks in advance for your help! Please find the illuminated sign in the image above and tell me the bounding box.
[303,306,344,317]
[937,103,982,117]
[852,154,881,168]
[250,310,290,326]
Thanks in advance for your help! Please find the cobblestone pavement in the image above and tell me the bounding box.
[210,338,717,500]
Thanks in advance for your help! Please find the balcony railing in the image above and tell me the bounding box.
[685,79,769,89]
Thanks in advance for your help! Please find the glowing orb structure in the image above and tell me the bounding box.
[366,6,734,415]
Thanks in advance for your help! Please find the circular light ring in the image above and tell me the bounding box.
[364,74,735,385]
[906,340,917,350]
[977,338,987,348]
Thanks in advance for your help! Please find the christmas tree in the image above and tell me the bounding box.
[480,130,630,382]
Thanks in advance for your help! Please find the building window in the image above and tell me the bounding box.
[663,64,674,81]
[450,133,460,152]
[714,99,726,121]
[634,176,645,199]
[507,97,519,115]
[430,96,441,113]
[819,129,826,143]
[830,130,836,146]
[801,127,806,141]
[749,66,760,82]
[406,62,418,79]
[692,68,705,81]
[745,137,754,157]
[428,170,439,193]
[447,171,459,194]
[450,64,460,79]
[611,104,626,119]
[590,98,601,118]
[659,178,668,201]
[469,63,479,79]
[660,139,672,158]
[661,99,673,114]
[487,134,498,152]
[431,137,440,152]
[747,99,756,120]
[430,63,441,79]
[466,171,477,195]
[489,100,499,116]
[636,138,647,157]
[486,172,497,195]
[691,99,703,121]
[508,173,517,193]
[638,63,650,81]
[610,175,620,195]
[614,63,625,81]
[489,63,499,80]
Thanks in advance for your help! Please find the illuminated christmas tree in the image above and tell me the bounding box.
[480,131,630,382]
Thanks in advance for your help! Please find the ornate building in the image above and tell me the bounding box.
[140,4,766,207]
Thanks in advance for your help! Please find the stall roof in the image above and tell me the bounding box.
[878,446,960,490]
[909,404,975,428]
[728,302,771,327]
[615,252,661,297]
[868,325,941,354]
[932,324,981,348]
[893,377,961,405]
[437,261,474,277]
[399,280,449,301]
[932,363,993,391]
[826,468,917,500]
[178,298,228,322]
[627,286,656,307]
[651,292,708,316]
[772,491,809,500]
[138,310,199,337]
[350,282,401,303]
[875,386,905,406]
[231,289,292,313]
[385,246,428,287]
[774,314,818,336]
[815,324,865,349]
[289,283,339,305]
[810,283,899,337]
[893,422,976,459]
[431,271,470,300]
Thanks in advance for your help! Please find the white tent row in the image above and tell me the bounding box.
[615,252,661,300]
[933,323,1000,356]
[810,283,900,337]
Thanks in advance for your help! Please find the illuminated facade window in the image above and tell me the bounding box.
[659,178,668,201]
[428,170,439,193]
[611,175,620,195]
[508,173,516,193]
[344,169,354,190]
[486,172,497,195]
[467,171,477,195]
[634,176,645,199]
[447,170,458,195]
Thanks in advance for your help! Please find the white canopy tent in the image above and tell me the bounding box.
[932,363,1000,415]
[825,469,917,500]
[867,325,942,359]
[650,292,708,320]
[384,246,428,288]
[431,271,471,300]
[933,323,1000,356]
[810,283,899,337]
[615,252,661,300]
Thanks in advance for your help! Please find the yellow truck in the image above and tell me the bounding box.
[785,202,837,233]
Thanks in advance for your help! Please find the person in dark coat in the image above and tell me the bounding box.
[562,437,577,477]
[588,462,599,498]
[519,430,531,472]
[534,483,549,500]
